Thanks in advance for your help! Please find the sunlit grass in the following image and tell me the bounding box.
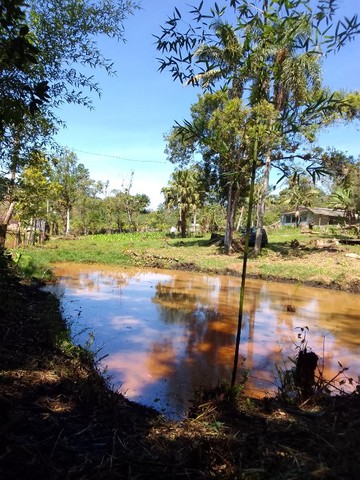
[13,228,360,290]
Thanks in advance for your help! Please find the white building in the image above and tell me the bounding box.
[281,207,346,227]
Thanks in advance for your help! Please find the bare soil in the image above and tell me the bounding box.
[0,254,359,479]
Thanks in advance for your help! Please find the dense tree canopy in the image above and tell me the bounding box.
[0,0,49,136]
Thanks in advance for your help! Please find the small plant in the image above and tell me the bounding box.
[276,327,358,405]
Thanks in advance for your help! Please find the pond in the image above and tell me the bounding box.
[45,263,360,418]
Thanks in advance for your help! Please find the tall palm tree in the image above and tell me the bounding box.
[190,21,249,252]
[190,14,323,253]
[191,21,244,99]
[162,169,202,238]
[252,12,323,253]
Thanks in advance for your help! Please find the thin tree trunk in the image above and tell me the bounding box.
[236,206,245,232]
[180,208,187,238]
[0,163,17,248]
[66,207,70,234]
[0,201,16,248]
[224,183,241,254]
[15,221,22,247]
[231,127,259,387]
[254,152,271,254]
[193,211,197,235]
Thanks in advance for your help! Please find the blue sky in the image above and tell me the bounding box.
[54,0,360,209]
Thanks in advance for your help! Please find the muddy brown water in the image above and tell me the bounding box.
[46,263,360,418]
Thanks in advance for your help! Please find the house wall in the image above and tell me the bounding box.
[281,212,311,226]
[281,212,344,227]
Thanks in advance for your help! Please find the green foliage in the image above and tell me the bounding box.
[157,0,360,259]
[162,168,204,237]
[12,250,53,280]
[279,175,322,211]
[0,0,49,135]
[0,0,141,249]
[329,186,358,224]
[29,0,140,109]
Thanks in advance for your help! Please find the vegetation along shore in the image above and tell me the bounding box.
[1,228,359,479]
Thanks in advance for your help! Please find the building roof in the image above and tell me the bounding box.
[282,207,345,218]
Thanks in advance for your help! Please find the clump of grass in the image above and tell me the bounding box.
[12,250,55,282]
[275,326,359,406]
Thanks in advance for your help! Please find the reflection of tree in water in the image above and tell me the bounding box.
[54,267,360,413]
[66,270,130,295]
[150,277,244,401]
[146,338,176,378]
[152,284,200,319]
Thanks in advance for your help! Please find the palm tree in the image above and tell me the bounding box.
[329,187,358,225]
[280,176,320,225]
[190,21,250,253]
[191,21,244,99]
[253,13,323,253]
[162,169,202,238]
[190,15,323,253]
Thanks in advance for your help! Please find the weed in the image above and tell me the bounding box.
[276,327,359,405]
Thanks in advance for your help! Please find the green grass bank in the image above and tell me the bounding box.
[1,231,359,479]
[13,228,360,292]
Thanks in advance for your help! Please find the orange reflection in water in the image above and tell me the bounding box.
[47,263,360,418]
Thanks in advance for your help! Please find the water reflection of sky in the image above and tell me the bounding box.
[45,263,360,418]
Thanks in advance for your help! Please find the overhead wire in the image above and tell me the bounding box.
[70,148,168,164]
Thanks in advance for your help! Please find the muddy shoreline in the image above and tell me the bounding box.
[1,257,359,479]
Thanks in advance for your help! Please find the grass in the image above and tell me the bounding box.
[10,227,360,291]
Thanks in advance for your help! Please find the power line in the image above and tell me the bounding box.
[71,148,168,164]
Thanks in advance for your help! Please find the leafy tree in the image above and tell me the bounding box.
[51,150,92,234]
[0,0,50,247]
[0,0,140,246]
[157,2,358,255]
[71,180,106,235]
[72,195,105,235]
[166,92,247,249]
[0,0,49,136]
[28,0,140,111]
[249,16,324,253]
[329,187,358,225]
[15,151,60,242]
[166,91,279,251]
[156,0,360,385]
[162,169,203,238]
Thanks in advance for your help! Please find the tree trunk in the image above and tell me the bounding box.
[236,205,245,232]
[254,152,271,254]
[224,183,240,254]
[66,206,70,234]
[0,200,16,248]
[180,208,187,238]
[0,225,7,249]
[192,211,197,235]
[15,222,22,247]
